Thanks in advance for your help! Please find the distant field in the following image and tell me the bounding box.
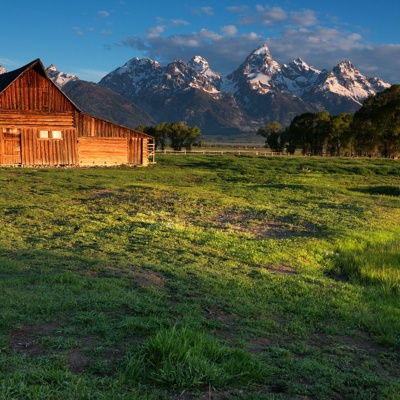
[0,155,399,399]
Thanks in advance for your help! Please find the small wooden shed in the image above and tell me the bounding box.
[0,59,155,167]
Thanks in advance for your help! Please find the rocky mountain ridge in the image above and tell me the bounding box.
[0,46,391,135]
[98,44,390,132]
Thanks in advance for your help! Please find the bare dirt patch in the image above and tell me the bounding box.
[8,322,127,375]
[267,264,297,275]
[310,332,400,358]
[86,265,166,290]
[247,336,275,354]
[9,322,60,356]
[66,338,125,374]
[67,348,90,374]
[132,269,166,289]
[198,210,320,239]
[91,189,118,198]
[205,307,238,342]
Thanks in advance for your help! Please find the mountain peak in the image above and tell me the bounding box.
[188,56,210,73]
[287,58,320,74]
[0,65,7,74]
[337,60,355,70]
[253,43,272,56]
[123,57,160,70]
[46,65,79,87]
[188,56,220,83]
[47,64,58,72]
[247,44,280,74]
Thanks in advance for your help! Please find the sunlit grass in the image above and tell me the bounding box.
[0,155,399,399]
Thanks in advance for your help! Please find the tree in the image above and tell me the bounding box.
[154,122,168,150]
[352,85,400,157]
[166,122,201,151]
[257,121,284,152]
[284,112,334,156]
[326,113,354,156]
[312,111,331,155]
[285,113,316,155]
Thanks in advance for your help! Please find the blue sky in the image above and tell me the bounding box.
[1,1,399,83]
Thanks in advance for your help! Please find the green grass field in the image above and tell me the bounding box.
[0,155,399,399]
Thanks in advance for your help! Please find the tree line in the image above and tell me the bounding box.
[258,85,400,158]
[137,122,201,151]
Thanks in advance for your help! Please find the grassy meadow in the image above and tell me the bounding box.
[0,155,399,399]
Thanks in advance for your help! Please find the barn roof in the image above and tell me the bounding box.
[0,59,40,94]
[0,58,83,112]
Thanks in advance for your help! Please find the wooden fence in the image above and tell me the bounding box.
[156,149,283,156]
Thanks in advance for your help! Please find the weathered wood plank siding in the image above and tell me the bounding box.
[0,110,75,128]
[19,129,78,166]
[78,137,128,166]
[77,114,150,166]
[0,69,74,113]
[0,60,154,167]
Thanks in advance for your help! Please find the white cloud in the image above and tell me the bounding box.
[0,57,19,68]
[261,6,287,26]
[146,25,165,39]
[122,30,263,73]
[171,19,190,27]
[201,7,214,16]
[221,25,238,36]
[226,6,249,13]
[199,29,222,41]
[290,9,317,27]
[119,5,400,83]
[97,10,110,18]
[73,27,84,36]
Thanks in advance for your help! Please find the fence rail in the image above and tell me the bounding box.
[156,149,283,156]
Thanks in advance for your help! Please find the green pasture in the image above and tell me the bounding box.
[0,155,399,399]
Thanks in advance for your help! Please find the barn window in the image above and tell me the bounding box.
[52,130,63,139]
[39,130,49,139]
[3,128,20,134]
[38,130,63,139]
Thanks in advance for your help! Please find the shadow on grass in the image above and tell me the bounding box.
[350,185,400,196]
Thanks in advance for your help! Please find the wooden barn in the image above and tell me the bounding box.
[0,59,155,167]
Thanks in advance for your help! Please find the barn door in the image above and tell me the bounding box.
[2,129,22,165]
[128,137,143,165]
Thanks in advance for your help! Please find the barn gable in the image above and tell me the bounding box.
[0,59,154,167]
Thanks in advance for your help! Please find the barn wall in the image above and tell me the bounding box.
[77,137,128,166]
[0,128,78,166]
[77,114,151,166]
[21,129,78,166]
[0,110,75,128]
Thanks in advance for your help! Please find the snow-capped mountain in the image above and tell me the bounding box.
[277,58,321,96]
[224,44,282,95]
[0,65,7,74]
[99,44,390,131]
[98,56,241,130]
[46,64,79,87]
[0,46,391,135]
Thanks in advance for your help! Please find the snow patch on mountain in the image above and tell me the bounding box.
[96,43,390,130]
[46,64,79,87]
[315,61,391,104]
[277,58,321,96]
